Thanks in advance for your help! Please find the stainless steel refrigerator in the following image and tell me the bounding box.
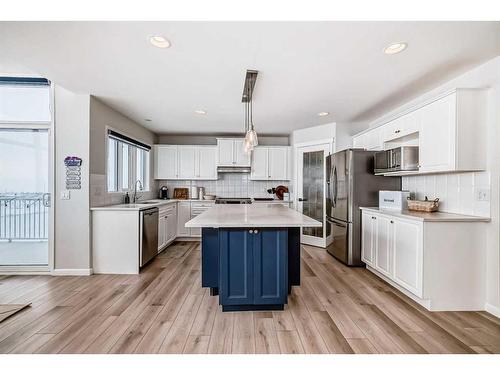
[325,149,400,266]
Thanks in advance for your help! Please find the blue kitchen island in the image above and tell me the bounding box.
[185,204,322,312]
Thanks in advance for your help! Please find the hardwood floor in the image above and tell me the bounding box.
[0,241,499,354]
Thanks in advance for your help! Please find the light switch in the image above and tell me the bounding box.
[61,190,71,200]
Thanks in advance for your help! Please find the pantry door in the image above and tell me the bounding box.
[295,142,332,247]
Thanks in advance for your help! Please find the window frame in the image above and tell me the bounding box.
[106,127,150,193]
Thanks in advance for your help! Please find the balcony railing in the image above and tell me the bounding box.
[0,193,49,241]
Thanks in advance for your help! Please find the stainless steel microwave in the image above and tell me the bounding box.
[374,146,419,174]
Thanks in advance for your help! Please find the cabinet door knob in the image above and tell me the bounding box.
[372,216,376,219]
[248,229,254,234]
[390,220,394,224]
[254,229,259,234]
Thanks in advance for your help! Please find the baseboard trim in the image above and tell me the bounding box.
[52,268,93,276]
[485,303,500,318]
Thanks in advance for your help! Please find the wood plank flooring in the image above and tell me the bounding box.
[0,241,499,354]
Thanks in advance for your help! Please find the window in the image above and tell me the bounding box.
[107,131,150,193]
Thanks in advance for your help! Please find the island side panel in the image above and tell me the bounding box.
[288,227,301,287]
[201,227,219,292]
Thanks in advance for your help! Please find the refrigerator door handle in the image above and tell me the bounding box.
[333,166,338,208]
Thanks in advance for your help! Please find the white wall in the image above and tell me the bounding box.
[89,97,158,206]
[53,86,91,272]
[366,56,500,316]
[291,122,336,146]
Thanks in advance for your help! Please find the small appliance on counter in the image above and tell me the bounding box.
[266,185,289,200]
[374,146,419,174]
[159,186,169,200]
[191,186,198,199]
[379,190,411,211]
[198,187,205,200]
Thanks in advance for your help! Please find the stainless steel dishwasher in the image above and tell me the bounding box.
[140,207,159,267]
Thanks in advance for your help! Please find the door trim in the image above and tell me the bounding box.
[294,139,334,248]
[0,83,54,274]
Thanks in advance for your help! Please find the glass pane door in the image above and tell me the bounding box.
[297,143,331,247]
[302,150,324,238]
[0,129,50,266]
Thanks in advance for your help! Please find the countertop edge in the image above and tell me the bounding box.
[360,207,491,222]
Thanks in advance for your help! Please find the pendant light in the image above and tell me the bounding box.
[242,70,259,153]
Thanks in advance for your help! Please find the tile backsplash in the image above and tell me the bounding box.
[159,173,291,199]
[401,171,490,217]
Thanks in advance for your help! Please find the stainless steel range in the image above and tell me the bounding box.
[215,197,252,204]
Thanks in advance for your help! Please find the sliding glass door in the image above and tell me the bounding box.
[0,129,50,267]
[0,79,52,270]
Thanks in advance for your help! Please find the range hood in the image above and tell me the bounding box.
[217,166,251,173]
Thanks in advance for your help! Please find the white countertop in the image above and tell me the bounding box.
[185,204,322,228]
[360,207,490,222]
[90,199,214,211]
[91,198,291,211]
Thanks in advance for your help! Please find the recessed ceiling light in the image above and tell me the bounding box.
[384,42,407,55]
[149,36,171,49]
[144,118,152,122]
[194,110,207,115]
[317,112,330,117]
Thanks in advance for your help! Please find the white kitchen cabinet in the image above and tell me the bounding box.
[177,201,191,236]
[154,145,218,180]
[217,138,250,167]
[165,208,177,244]
[154,145,178,179]
[189,201,214,237]
[393,219,423,297]
[197,146,218,179]
[268,147,289,180]
[360,208,487,311]
[375,215,393,278]
[158,215,166,251]
[250,146,290,180]
[178,146,197,179]
[361,212,376,266]
[250,147,269,180]
[352,128,382,151]
[353,88,487,175]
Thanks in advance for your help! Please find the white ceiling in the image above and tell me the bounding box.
[1,21,499,135]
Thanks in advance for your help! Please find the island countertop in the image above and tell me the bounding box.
[185,204,322,228]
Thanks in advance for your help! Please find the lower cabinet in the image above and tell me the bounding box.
[219,228,288,308]
[177,201,191,236]
[361,211,423,298]
[158,204,177,252]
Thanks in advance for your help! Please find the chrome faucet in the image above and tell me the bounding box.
[133,180,143,203]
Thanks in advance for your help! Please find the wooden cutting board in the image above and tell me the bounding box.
[173,188,189,199]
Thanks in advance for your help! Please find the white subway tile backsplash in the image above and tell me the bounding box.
[158,173,290,199]
[403,171,490,217]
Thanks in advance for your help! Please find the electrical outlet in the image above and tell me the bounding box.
[60,190,71,200]
[475,188,490,202]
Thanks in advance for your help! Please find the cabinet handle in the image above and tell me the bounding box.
[254,229,259,234]
[372,216,376,219]
[390,220,394,224]
[249,229,254,234]
[395,130,401,134]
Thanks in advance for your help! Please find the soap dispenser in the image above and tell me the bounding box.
[124,192,130,204]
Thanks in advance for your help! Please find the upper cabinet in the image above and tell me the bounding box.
[352,88,487,175]
[250,146,291,181]
[154,145,178,179]
[154,145,217,180]
[217,138,251,167]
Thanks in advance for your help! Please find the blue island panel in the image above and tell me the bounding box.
[219,229,254,305]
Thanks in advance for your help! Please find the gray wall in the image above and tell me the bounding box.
[54,86,91,271]
[89,97,158,205]
[335,122,369,151]
[157,134,289,146]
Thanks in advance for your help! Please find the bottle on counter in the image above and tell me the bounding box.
[124,192,130,204]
